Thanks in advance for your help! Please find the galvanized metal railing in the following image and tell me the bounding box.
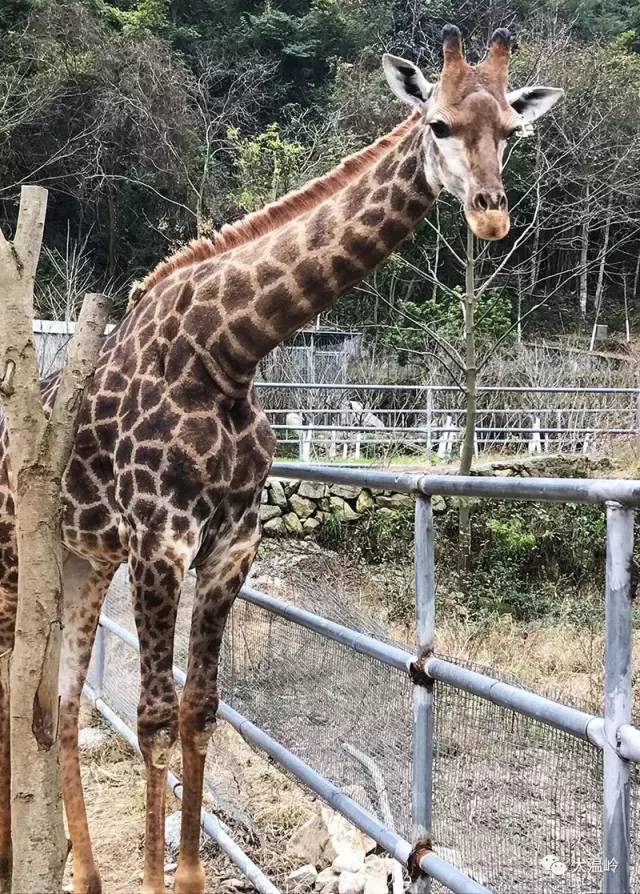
[89,463,639,894]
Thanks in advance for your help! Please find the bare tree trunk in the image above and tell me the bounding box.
[0,186,111,894]
[458,227,476,571]
[431,204,440,300]
[578,183,590,319]
[623,275,630,343]
[633,252,640,304]
[589,194,613,351]
[528,137,543,296]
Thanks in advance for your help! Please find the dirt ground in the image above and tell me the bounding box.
[69,700,315,893]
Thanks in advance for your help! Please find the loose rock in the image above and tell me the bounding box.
[362,856,391,894]
[298,481,328,500]
[78,727,110,751]
[164,811,182,857]
[263,516,286,535]
[320,807,376,863]
[315,868,339,890]
[332,853,364,874]
[260,504,282,522]
[269,479,288,509]
[329,496,360,522]
[337,872,365,894]
[287,814,329,866]
[288,865,318,887]
[283,512,304,535]
[290,494,316,519]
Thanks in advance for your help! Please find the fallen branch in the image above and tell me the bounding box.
[342,742,405,894]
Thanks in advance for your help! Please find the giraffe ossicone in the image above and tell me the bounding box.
[0,24,561,894]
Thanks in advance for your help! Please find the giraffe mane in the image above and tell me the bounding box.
[126,111,421,313]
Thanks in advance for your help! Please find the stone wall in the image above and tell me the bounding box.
[260,477,446,536]
[260,456,609,537]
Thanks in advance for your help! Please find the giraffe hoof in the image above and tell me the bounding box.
[174,860,205,894]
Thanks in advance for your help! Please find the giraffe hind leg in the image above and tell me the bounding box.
[60,554,117,894]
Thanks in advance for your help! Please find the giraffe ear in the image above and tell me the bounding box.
[506,86,563,123]
[383,54,433,108]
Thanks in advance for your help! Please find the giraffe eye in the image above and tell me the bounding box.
[429,120,451,139]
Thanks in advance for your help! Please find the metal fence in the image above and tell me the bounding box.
[85,463,640,894]
[256,383,640,460]
[32,320,639,460]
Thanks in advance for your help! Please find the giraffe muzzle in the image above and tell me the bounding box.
[464,206,510,241]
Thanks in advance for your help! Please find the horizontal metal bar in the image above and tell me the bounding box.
[167,774,281,894]
[425,658,599,742]
[99,613,640,765]
[417,853,489,894]
[98,613,489,893]
[271,422,637,437]
[271,462,640,505]
[272,462,422,493]
[257,382,640,395]
[240,586,413,673]
[417,474,640,506]
[99,613,139,650]
[266,408,637,416]
[219,702,490,894]
[82,683,281,894]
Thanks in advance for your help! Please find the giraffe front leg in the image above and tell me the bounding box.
[175,518,260,894]
[129,537,188,894]
[60,555,116,894]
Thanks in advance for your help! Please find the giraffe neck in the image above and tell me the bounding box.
[191,117,436,395]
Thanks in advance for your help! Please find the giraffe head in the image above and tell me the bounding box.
[383,25,562,241]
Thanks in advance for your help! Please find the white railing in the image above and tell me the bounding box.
[255,382,640,460]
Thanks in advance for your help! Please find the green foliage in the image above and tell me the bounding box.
[465,501,607,621]
[107,0,167,31]
[387,286,514,360]
[2,0,640,337]
[227,123,305,211]
[487,516,537,557]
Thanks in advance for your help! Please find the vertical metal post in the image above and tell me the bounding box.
[425,387,433,458]
[603,502,634,894]
[91,621,106,700]
[412,495,435,892]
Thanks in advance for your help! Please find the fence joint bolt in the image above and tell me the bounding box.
[408,836,433,879]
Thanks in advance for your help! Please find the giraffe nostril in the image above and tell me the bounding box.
[472,192,489,212]
[498,193,508,212]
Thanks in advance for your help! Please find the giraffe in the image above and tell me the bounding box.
[0,25,561,894]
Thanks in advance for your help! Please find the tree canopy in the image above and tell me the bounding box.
[1,0,639,342]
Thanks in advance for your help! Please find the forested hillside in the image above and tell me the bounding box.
[2,0,640,352]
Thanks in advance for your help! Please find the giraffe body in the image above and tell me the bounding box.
[0,25,562,894]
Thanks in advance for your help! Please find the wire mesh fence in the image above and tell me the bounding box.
[97,561,638,894]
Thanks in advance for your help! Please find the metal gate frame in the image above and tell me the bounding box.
[88,463,640,894]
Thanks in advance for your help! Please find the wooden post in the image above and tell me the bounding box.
[0,185,111,894]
